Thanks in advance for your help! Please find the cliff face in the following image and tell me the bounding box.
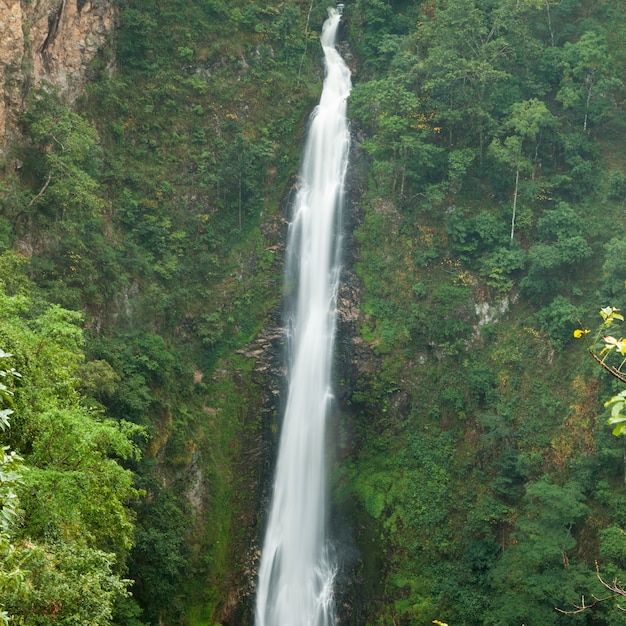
[0,0,114,149]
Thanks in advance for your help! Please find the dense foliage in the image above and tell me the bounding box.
[0,253,143,624]
[337,0,626,624]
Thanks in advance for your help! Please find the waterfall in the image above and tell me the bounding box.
[255,8,352,626]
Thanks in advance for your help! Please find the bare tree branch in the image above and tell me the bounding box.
[596,560,626,598]
[27,172,52,209]
[556,562,626,615]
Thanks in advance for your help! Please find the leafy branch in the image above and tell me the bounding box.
[575,307,626,435]
[576,307,626,381]
[0,349,24,534]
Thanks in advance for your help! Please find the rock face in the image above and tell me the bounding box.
[0,0,114,149]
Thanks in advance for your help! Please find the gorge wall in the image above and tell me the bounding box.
[0,0,114,149]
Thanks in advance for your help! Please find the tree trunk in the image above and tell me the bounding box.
[545,0,554,47]
[511,166,519,241]
[584,84,593,133]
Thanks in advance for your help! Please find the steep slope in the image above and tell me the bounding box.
[0,0,114,148]
[0,1,335,623]
[335,1,626,624]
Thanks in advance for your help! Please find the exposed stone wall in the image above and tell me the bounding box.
[0,0,114,150]
[0,0,25,143]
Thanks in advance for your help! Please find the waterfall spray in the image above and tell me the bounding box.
[255,8,352,626]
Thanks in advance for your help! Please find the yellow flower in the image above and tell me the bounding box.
[573,328,590,338]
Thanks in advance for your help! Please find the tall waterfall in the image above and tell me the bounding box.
[255,8,352,626]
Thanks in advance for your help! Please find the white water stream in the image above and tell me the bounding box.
[255,9,352,626]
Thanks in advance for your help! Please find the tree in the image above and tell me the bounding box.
[520,202,592,301]
[601,238,626,306]
[0,350,25,626]
[0,257,145,624]
[488,99,557,241]
[19,88,104,223]
[349,77,444,199]
[485,477,594,625]
[557,31,623,132]
[415,0,514,149]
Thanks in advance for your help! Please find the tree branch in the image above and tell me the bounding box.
[555,593,617,615]
[27,172,52,209]
[556,561,626,615]
[576,319,626,384]
[595,560,626,599]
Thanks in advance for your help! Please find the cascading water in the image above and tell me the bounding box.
[255,8,351,626]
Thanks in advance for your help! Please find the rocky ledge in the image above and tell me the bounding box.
[0,0,114,149]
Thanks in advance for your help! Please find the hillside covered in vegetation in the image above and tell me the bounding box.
[1,0,626,625]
